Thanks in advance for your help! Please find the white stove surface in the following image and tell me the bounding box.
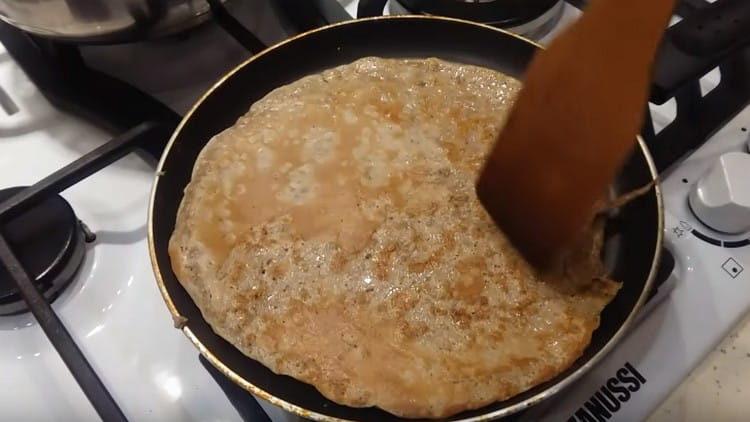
[0,43,247,422]
[528,107,750,422]
[1,2,749,421]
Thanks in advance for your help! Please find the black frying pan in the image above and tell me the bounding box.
[148,16,663,421]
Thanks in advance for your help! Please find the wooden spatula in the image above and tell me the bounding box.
[476,0,677,269]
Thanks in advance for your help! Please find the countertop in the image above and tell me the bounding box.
[649,311,750,421]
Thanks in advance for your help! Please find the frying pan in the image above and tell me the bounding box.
[148,16,663,421]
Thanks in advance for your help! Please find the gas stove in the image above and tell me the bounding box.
[1,1,749,421]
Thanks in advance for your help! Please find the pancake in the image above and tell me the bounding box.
[168,57,620,419]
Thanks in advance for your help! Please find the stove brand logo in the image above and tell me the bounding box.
[567,362,647,422]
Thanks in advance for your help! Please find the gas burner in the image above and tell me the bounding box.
[0,187,89,316]
[386,0,565,40]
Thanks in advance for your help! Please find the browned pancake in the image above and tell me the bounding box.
[169,57,619,419]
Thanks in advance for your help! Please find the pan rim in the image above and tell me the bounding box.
[147,14,664,422]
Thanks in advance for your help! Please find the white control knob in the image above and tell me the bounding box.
[689,152,750,234]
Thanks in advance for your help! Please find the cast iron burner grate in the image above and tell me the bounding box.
[0,187,91,315]
[356,0,564,40]
[0,0,278,418]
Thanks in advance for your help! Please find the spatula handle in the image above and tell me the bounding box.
[477,0,677,268]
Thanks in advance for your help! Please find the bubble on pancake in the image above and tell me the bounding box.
[278,164,316,205]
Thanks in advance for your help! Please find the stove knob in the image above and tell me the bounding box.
[689,152,750,234]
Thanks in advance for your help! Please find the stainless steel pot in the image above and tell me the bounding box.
[0,0,222,43]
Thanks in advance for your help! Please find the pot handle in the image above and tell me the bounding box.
[651,0,750,104]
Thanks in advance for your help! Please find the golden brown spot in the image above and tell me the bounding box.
[452,257,487,303]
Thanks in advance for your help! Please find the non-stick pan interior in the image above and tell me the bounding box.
[151,17,661,421]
